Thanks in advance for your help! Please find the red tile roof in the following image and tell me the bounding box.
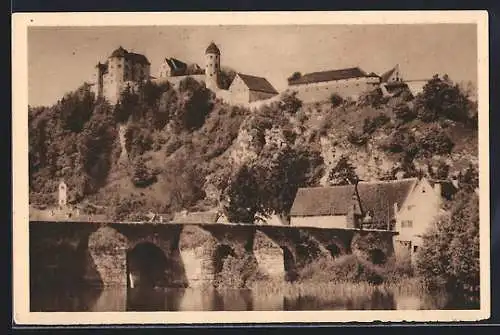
[288,67,371,86]
[237,73,279,94]
[290,178,418,225]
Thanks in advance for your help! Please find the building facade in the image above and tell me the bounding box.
[289,178,456,263]
[226,73,279,105]
[287,67,381,103]
[92,46,151,104]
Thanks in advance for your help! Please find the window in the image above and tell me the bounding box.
[413,245,419,253]
[401,220,413,228]
[117,64,122,68]
[407,205,415,211]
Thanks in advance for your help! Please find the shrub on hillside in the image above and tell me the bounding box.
[358,89,387,108]
[329,93,344,109]
[347,131,369,146]
[362,113,391,135]
[131,157,157,188]
[279,91,303,115]
[417,127,454,157]
[394,103,417,123]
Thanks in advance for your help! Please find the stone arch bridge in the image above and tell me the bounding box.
[29,221,397,289]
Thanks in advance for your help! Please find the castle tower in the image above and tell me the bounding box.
[107,46,128,104]
[205,42,221,91]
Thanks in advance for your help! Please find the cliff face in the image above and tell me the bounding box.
[28,77,478,220]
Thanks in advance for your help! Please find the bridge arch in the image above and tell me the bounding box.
[126,242,169,288]
[213,244,237,275]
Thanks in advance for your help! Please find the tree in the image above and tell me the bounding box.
[279,91,303,115]
[287,71,302,84]
[459,164,479,192]
[328,155,359,186]
[218,67,237,90]
[415,74,472,124]
[416,191,479,297]
[223,163,263,223]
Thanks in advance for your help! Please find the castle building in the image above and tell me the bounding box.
[227,73,279,105]
[287,67,381,103]
[91,46,151,104]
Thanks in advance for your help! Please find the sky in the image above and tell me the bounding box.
[28,24,477,107]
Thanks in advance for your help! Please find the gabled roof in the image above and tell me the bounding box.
[172,211,221,224]
[236,73,279,94]
[380,65,399,83]
[290,178,419,224]
[288,67,370,86]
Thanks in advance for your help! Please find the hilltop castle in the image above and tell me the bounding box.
[91,42,280,107]
[91,42,423,106]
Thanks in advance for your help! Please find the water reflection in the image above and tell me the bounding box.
[30,285,479,312]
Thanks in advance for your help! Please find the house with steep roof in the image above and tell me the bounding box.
[227,73,279,105]
[158,57,204,78]
[289,177,458,262]
[287,66,381,103]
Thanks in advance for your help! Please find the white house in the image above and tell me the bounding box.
[289,177,458,262]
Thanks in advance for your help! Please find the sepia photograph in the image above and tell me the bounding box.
[12,11,489,324]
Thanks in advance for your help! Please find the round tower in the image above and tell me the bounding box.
[205,42,220,90]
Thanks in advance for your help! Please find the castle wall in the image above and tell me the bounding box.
[288,76,380,103]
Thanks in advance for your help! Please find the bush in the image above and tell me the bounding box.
[279,91,303,115]
[417,127,454,157]
[347,131,369,146]
[131,157,157,188]
[362,113,391,135]
[299,255,385,285]
[394,103,417,123]
[214,254,259,289]
[329,93,344,108]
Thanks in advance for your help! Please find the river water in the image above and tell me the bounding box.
[30,286,479,312]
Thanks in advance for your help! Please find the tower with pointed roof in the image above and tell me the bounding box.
[205,41,221,90]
